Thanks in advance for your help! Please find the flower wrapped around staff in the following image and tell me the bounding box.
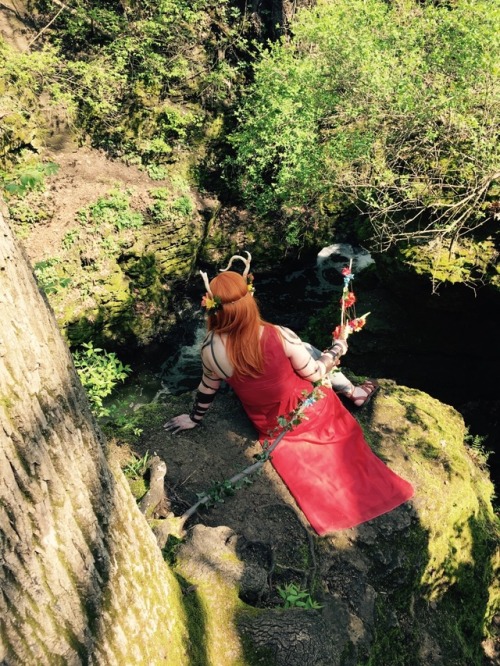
[348,315,369,332]
[332,312,370,339]
[341,266,354,280]
[340,291,356,308]
[334,259,372,342]
[201,293,222,314]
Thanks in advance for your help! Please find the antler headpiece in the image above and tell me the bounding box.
[219,251,252,278]
[199,251,254,314]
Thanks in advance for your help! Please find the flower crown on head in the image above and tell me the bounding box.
[200,293,222,315]
[200,251,254,315]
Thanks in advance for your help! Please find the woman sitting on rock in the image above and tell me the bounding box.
[164,255,413,535]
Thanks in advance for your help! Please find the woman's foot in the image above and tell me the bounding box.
[346,380,380,407]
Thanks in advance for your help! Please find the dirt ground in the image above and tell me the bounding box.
[19,146,162,264]
[150,389,322,583]
[130,383,416,607]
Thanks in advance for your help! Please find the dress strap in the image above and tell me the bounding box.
[202,331,230,378]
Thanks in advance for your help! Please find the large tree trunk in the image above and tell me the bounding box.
[0,207,187,664]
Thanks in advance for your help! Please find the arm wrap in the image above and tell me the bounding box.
[318,342,345,374]
[189,389,217,424]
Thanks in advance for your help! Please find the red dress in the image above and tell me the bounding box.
[226,326,414,535]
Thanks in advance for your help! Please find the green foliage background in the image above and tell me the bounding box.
[1,0,248,174]
[229,0,499,260]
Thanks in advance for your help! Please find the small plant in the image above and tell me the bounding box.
[34,258,71,294]
[72,342,131,417]
[2,161,59,196]
[149,187,170,200]
[146,191,194,222]
[8,199,48,225]
[172,195,193,217]
[277,583,323,610]
[197,476,254,507]
[146,164,169,181]
[62,229,80,249]
[123,450,151,479]
[198,479,236,505]
[79,190,143,231]
[464,431,492,469]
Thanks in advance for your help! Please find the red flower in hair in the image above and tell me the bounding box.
[201,293,222,314]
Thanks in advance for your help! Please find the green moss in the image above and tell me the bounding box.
[401,238,499,288]
[105,458,190,664]
[358,384,500,663]
[175,558,249,665]
[126,477,148,500]
[0,395,14,410]
[175,573,210,666]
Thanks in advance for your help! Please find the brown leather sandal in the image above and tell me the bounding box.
[351,380,380,407]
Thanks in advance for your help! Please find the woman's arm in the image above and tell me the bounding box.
[188,365,222,424]
[277,326,348,383]
[164,335,223,433]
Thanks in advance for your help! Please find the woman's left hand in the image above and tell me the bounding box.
[163,413,197,434]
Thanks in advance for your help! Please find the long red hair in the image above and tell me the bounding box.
[207,271,267,378]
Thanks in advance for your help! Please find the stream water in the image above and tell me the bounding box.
[113,244,500,489]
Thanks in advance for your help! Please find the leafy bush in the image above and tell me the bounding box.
[72,342,131,417]
[28,0,248,164]
[0,40,68,169]
[229,0,500,256]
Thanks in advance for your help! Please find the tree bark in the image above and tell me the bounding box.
[0,207,187,664]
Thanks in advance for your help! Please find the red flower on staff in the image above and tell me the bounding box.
[341,291,356,307]
[341,266,352,276]
[332,325,343,339]
[348,317,366,332]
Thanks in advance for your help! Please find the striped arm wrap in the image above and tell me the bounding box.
[189,389,217,424]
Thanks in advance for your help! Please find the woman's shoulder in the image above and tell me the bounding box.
[273,324,301,344]
[201,330,232,378]
[202,330,226,352]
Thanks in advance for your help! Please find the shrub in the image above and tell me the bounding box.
[72,341,131,417]
[229,0,500,256]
